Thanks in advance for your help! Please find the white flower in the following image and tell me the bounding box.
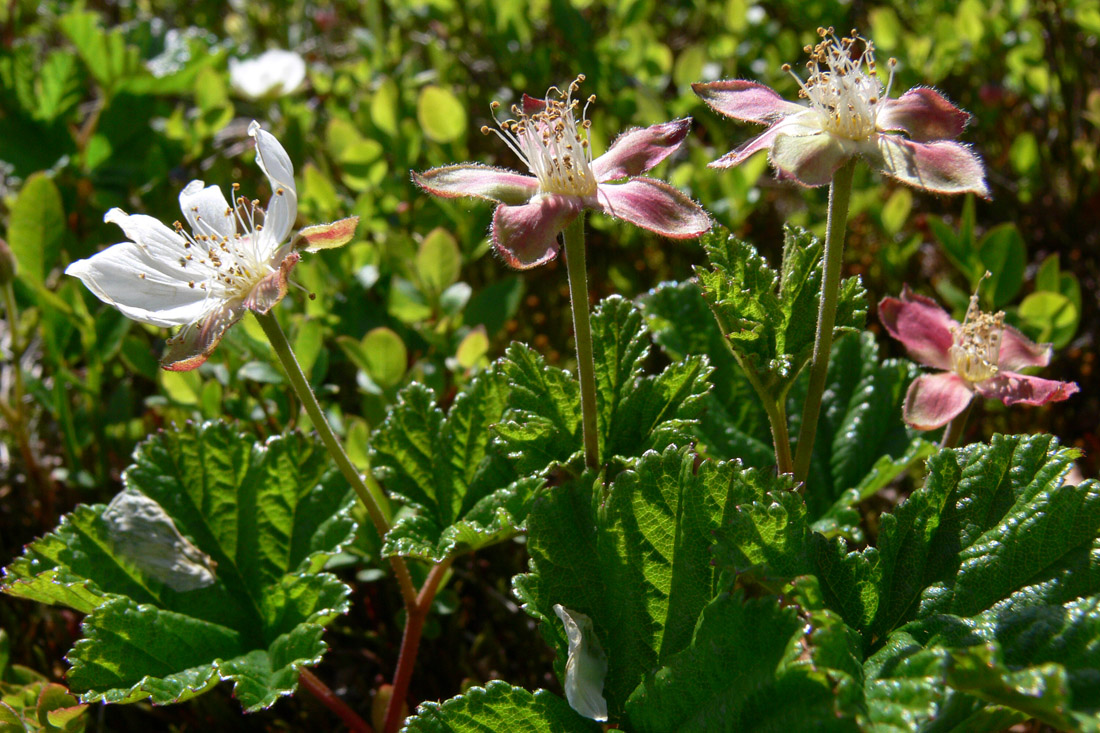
[553,604,608,722]
[66,121,357,371]
[228,49,307,99]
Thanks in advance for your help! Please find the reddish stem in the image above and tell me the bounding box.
[299,667,372,733]
[383,559,454,733]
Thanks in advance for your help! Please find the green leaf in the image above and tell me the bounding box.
[625,590,861,732]
[58,11,147,95]
[696,226,866,402]
[495,296,710,476]
[403,680,601,732]
[640,280,774,466]
[7,172,65,285]
[2,422,356,712]
[417,227,462,296]
[977,223,1026,309]
[1018,290,1078,349]
[339,327,408,389]
[821,434,1100,728]
[417,85,467,143]
[514,448,750,718]
[372,374,532,562]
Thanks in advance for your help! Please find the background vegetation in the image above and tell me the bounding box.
[2,0,1098,728]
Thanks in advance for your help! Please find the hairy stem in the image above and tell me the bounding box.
[792,159,856,485]
[383,558,455,733]
[939,401,973,450]
[254,311,416,609]
[299,668,372,733]
[562,215,600,470]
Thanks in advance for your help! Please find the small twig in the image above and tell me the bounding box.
[299,668,372,733]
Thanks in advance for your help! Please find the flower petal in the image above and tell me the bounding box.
[998,325,1052,371]
[975,372,1079,407]
[877,88,970,142]
[298,216,359,252]
[161,303,246,371]
[249,121,298,248]
[709,112,821,169]
[178,181,235,240]
[65,242,211,328]
[592,118,691,182]
[490,195,582,269]
[413,164,539,205]
[867,135,990,198]
[691,80,806,124]
[596,178,711,239]
[769,131,850,187]
[102,208,215,278]
[878,287,956,370]
[903,371,974,430]
[243,252,299,314]
[521,93,547,115]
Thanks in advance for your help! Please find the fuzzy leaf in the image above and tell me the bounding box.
[2,422,356,712]
[372,374,532,562]
[514,447,754,719]
[495,296,710,476]
[640,279,774,466]
[625,586,862,732]
[401,680,601,732]
[695,226,866,401]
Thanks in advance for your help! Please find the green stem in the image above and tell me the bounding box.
[939,401,973,450]
[562,215,599,470]
[792,159,856,486]
[254,311,416,609]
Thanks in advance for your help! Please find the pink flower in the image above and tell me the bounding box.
[412,76,711,269]
[879,287,1078,430]
[692,28,989,196]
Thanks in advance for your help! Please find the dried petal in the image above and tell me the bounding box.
[413,164,539,205]
[592,118,691,181]
[596,178,711,238]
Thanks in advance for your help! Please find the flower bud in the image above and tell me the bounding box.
[0,239,16,285]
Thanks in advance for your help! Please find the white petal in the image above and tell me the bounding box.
[229,50,306,99]
[554,604,608,722]
[248,121,298,249]
[65,242,213,327]
[178,181,236,240]
[103,208,217,280]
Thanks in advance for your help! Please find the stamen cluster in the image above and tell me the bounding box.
[482,75,598,197]
[784,27,896,141]
[949,294,1004,383]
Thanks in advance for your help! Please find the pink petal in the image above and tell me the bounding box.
[878,287,956,370]
[975,372,1079,407]
[709,112,821,169]
[998,325,1052,371]
[868,135,990,198]
[691,80,806,124]
[769,131,850,187]
[490,195,582,270]
[413,164,538,205]
[298,216,359,252]
[596,178,711,239]
[243,252,299,313]
[592,118,691,182]
[903,371,975,430]
[877,88,971,142]
[161,304,245,371]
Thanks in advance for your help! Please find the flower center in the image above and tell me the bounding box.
[482,75,598,198]
[785,27,895,141]
[949,292,1004,384]
[171,186,278,304]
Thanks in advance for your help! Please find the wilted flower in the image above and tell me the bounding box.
[229,49,307,99]
[413,76,711,269]
[66,121,357,371]
[693,28,988,196]
[879,286,1078,430]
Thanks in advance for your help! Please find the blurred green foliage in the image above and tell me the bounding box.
[1,0,1099,726]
